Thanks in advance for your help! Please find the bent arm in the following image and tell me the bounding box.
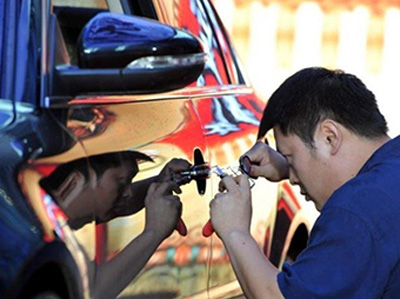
[93,181,182,299]
[93,229,163,299]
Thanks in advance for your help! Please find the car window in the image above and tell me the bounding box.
[52,1,109,67]
[202,0,248,85]
[157,0,230,87]
[0,1,4,93]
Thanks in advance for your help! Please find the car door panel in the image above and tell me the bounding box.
[62,96,212,297]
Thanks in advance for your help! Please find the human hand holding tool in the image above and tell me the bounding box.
[202,159,254,237]
[144,181,185,239]
[158,158,192,236]
[171,157,255,237]
[241,141,289,182]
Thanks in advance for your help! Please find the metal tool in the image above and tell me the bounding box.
[175,156,255,237]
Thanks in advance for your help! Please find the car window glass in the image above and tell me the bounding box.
[53,1,109,66]
[203,0,247,85]
[0,1,4,89]
[160,0,229,87]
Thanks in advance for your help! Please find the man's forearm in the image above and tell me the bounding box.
[222,231,283,299]
[94,229,163,299]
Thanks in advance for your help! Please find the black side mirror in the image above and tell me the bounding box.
[50,13,206,102]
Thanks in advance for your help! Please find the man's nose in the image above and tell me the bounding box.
[123,184,133,199]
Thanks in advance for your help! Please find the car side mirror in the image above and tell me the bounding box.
[50,13,206,102]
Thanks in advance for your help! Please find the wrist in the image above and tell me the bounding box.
[220,229,252,244]
[142,227,166,243]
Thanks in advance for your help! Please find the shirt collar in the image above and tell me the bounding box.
[358,135,400,175]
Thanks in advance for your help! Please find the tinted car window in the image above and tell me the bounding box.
[202,0,247,85]
[53,2,109,66]
[159,0,230,87]
[0,1,4,93]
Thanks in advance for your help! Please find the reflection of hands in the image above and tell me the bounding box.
[144,182,183,240]
[241,141,289,182]
[210,175,252,240]
[157,158,192,193]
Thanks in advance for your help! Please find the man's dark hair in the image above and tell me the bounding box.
[40,151,153,193]
[257,67,388,147]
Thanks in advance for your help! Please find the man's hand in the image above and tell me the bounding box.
[157,158,192,193]
[210,175,252,240]
[241,141,289,182]
[144,182,182,240]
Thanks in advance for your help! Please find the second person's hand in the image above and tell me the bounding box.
[144,182,183,240]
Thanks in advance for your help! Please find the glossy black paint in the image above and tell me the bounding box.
[77,12,203,69]
[0,106,76,297]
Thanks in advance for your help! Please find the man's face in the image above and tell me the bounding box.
[93,161,137,222]
[274,126,331,211]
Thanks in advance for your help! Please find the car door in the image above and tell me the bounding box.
[153,0,279,297]
[155,1,290,297]
[38,0,215,298]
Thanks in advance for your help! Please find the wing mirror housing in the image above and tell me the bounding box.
[51,13,206,101]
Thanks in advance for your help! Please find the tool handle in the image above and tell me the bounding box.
[202,219,214,237]
[175,217,187,236]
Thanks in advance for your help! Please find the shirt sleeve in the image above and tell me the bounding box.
[277,207,386,299]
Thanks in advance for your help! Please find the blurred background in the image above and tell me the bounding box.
[213,0,400,138]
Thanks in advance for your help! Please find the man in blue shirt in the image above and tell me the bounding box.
[208,67,400,298]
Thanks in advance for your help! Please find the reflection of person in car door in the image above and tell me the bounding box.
[209,67,400,298]
[40,151,191,299]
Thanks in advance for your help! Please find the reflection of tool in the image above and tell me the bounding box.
[176,218,187,236]
[179,164,211,181]
[175,148,209,235]
[175,148,209,195]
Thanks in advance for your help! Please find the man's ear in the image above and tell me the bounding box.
[53,171,85,201]
[319,119,342,155]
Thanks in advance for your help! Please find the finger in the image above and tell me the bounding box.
[218,179,227,192]
[247,164,265,178]
[243,142,267,165]
[237,174,251,196]
[169,158,192,172]
[221,175,240,192]
[152,182,174,197]
[171,183,182,194]
[210,192,226,209]
[164,194,181,206]
[250,163,278,178]
[147,182,158,196]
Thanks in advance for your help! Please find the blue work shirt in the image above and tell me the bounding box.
[278,135,400,298]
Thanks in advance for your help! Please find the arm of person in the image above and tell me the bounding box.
[242,141,289,182]
[93,182,182,299]
[210,175,283,299]
[223,230,283,298]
